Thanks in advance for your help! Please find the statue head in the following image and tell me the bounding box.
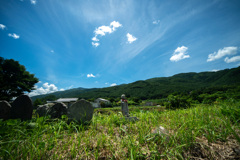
[121,94,126,99]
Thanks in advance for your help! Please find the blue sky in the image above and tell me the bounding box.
[1,0,240,96]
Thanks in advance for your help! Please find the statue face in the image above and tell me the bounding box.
[121,94,126,99]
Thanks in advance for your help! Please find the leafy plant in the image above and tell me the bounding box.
[165,94,191,109]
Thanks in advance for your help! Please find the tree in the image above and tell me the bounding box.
[33,98,43,106]
[132,97,141,104]
[0,57,38,101]
[40,95,57,104]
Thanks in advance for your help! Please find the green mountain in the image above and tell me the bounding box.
[31,66,240,101]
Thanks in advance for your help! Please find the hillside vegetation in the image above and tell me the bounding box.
[31,66,240,101]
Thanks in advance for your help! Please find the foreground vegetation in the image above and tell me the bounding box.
[1,100,240,159]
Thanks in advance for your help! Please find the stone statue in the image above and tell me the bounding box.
[121,94,130,117]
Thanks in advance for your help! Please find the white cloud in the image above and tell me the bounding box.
[207,47,238,62]
[87,73,96,78]
[224,56,240,63]
[105,82,109,85]
[126,33,137,44]
[94,25,113,36]
[110,83,117,87]
[43,82,58,91]
[92,21,122,47]
[60,88,65,91]
[153,20,160,24]
[170,46,190,62]
[110,21,122,31]
[0,24,6,30]
[30,0,37,5]
[92,42,100,47]
[92,36,99,41]
[28,82,59,97]
[50,50,54,53]
[8,33,20,39]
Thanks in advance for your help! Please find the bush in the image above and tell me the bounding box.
[165,95,191,109]
[33,98,43,106]
[131,97,141,105]
[127,100,138,106]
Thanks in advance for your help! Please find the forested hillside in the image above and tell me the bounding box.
[31,66,240,101]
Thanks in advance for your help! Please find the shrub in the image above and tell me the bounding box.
[165,95,191,109]
[33,98,43,106]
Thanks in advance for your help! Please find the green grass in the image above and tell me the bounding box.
[1,101,240,159]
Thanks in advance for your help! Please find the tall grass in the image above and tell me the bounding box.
[0,101,240,159]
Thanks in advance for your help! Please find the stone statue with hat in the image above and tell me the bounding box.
[120,94,138,121]
[121,94,130,117]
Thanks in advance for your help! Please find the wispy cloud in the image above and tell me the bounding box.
[28,82,59,97]
[153,20,160,24]
[170,46,190,62]
[87,73,96,78]
[0,24,6,30]
[58,85,73,91]
[50,50,54,53]
[92,42,100,47]
[92,21,122,47]
[210,69,219,72]
[112,1,216,65]
[126,33,137,44]
[207,46,238,62]
[30,0,37,5]
[8,33,20,39]
[224,56,240,63]
[110,83,117,87]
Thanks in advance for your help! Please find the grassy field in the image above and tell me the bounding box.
[1,100,240,159]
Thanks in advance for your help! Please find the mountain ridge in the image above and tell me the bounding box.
[31,66,240,101]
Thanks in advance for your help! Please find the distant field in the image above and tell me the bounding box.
[1,101,240,159]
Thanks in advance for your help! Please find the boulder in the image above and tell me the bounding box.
[0,100,11,120]
[48,102,67,119]
[67,99,94,123]
[36,105,49,117]
[11,95,33,120]
[152,126,170,142]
